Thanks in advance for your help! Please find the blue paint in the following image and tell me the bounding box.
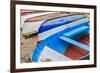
[32,42,45,61]
[39,21,71,33]
[39,15,86,33]
[59,36,89,51]
[63,25,89,37]
[32,21,89,62]
[86,29,90,34]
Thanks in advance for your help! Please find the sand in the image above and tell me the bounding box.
[21,33,39,63]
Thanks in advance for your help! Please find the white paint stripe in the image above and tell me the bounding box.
[38,18,89,40]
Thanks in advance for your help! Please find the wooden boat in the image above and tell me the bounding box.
[64,34,89,60]
[21,11,56,30]
[31,15,89,62]
[22,12,70,36]
[38,14,87,41]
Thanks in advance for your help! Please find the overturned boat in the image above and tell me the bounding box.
[22,12,70,36]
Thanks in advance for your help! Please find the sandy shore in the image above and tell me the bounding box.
[21,33,39,63]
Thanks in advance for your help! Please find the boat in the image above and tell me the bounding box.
[22,12,70,36]
[31,14,89,62]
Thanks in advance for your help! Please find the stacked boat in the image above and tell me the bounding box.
[21,10,89,62]
[21,10,70,36]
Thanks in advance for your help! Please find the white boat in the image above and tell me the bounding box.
[21,12,70,36]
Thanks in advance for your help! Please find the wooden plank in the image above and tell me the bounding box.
[63,25,89,37]
[59,36,89,51]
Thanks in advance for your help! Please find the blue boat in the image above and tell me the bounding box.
[39,14,87,33]
[31,14,90,62]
